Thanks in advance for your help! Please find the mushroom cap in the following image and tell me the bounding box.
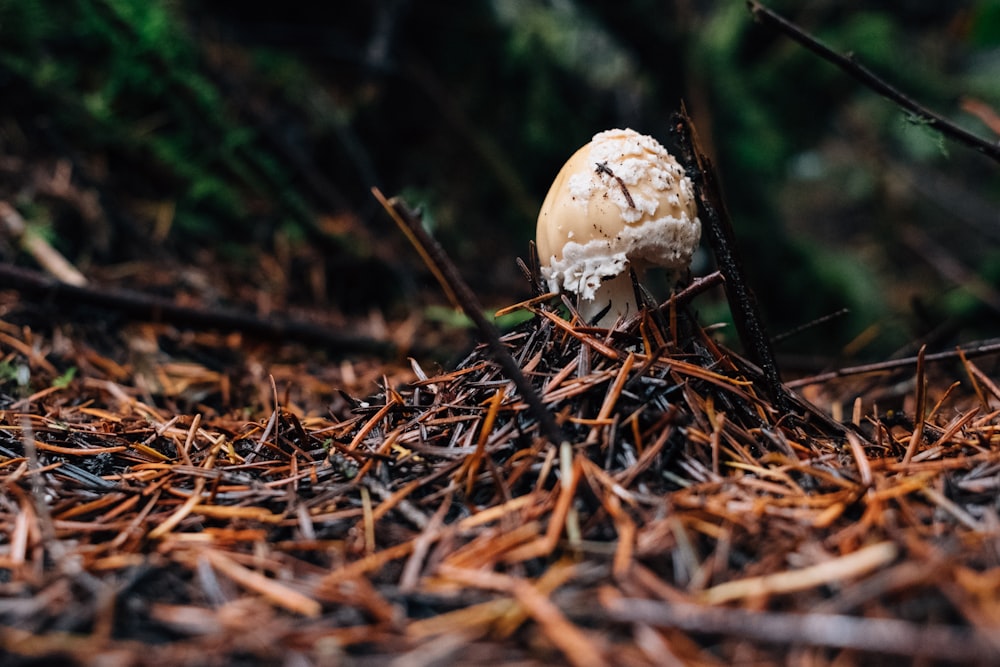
[536,128,700,300]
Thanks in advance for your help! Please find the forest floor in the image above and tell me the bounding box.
[1,243,1000,666]
[2,2,1000,663]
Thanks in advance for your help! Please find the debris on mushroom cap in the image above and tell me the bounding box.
[536,128,700,301]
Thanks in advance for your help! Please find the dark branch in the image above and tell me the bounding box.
[786,339,1000,388]
[594,161,636,209]
[747,0,1000,164]
[671,109,792,415]
[373,188,565,446]
[603,594,1000,663]
[0,262,394,356]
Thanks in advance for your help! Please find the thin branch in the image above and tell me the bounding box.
[373,188,564,446]
[772,308,850,344]
[0,201,88,286]
[621,270,725,332]
[903,345,928,464]
[671,109,792,415]
[659,270,725,313]
[602,593,1000,662]
[20,415,61,557]
[747,1,1000,164]
[0,262,394,356]
[786,339,1000,388]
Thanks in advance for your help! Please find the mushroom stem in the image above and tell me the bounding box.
[578,270,639,328]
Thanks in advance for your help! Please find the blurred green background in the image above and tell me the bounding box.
[1,0,998,365]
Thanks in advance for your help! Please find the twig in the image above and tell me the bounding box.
[20,416,61,557]
[372,188,564,446]
[654,271,725,318]
[902,345,927,464]
[786,339,1000,388]
[0,201,88,286]
[594,161,636,209]
[439,565,606,667]
[772,307,849,344]
[671,109,791,415]
[747,1,1000,164]
[601,591,1000,662]
[0,261,394,356]
[699,541,898,604]
[201,549,321,617]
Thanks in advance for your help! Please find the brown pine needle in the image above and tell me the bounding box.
[602,589,998,662]
[439,565,606,667]
[700,541,898,604]
[903,345,928,465]
[201,549,321,617]
[5,235,1000,665]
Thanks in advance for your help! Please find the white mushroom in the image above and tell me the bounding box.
[536,128,701,327]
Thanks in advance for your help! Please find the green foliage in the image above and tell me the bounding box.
[941,251,1000,324]
[0,0,316,246]
[0,359,30,390]
[496,0,634,92]
[828,12,899,66]
[896,114,949,160]
[685,2,1000,354]
[970,0,1000,46]
[52,367,78,389]
[0,1,996,356]
[423,305,534,331]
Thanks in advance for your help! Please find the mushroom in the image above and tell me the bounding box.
[535,128,701,327]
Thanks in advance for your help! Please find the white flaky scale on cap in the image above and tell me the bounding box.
[536,128,701,327]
